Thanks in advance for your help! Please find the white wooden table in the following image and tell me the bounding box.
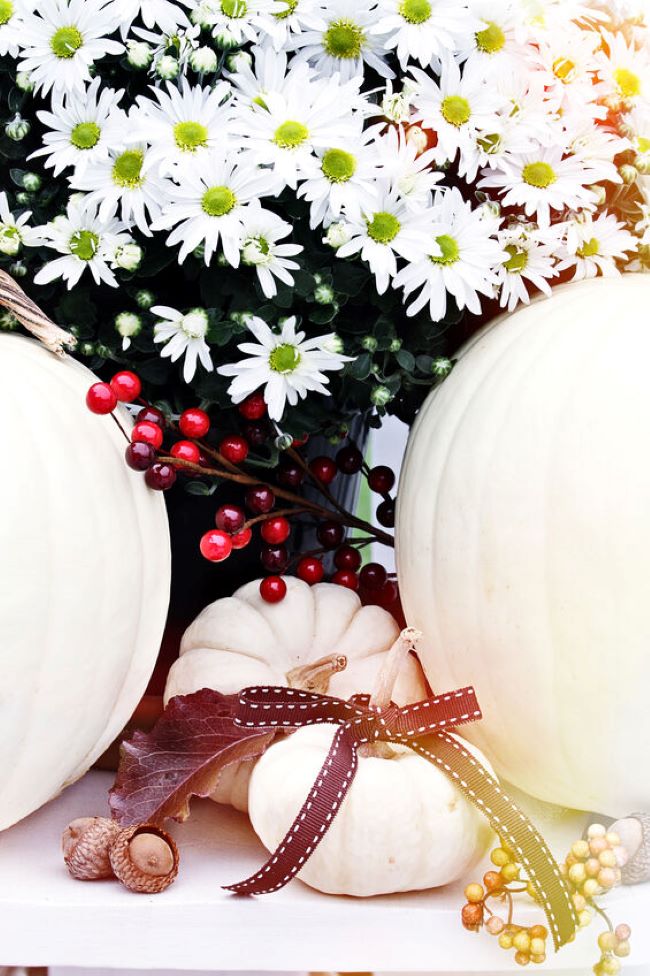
[0,772,648,973]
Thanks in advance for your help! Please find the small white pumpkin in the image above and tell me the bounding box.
[248,724,495,897]
[0,334,170,830]
[164,576,428,811]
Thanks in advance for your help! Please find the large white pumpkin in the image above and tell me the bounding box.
[0,334,171,830]
[396,275,650,818]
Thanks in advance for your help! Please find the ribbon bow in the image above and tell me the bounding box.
[225,685,578,952]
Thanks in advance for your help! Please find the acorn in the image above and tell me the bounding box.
[62,817,120,880]
[609,813,650,885]
[109,824,179,893]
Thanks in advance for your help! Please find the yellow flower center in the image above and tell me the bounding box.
[220,0,247,17]
[70,121,101,149]
[398,0,431,24]
[476,21,505,54]
[504,244,528,273]
[50,25,83,59]
[637,135,650,155]
[202,185,237,216]
[441,95,471,127]
[112,150,144,188]
[323,19,364,59]
[0,0,14,26]
[70,229,99,261]
[270,343,301,373]
[431,234,459,265]
[321,148,356,183]
[522,161,556,189]
[274,0,297,19]
[614,67,641,99]
[174,120,209,151]
[576,237,599,258]
[553,57,576,83]
[367,211,400,244]
[273,119,309,148]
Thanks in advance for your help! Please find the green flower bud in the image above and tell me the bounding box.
[431,356,453,377]
[6,114,30,141]
[324,333,345,355]
[115,311,143,340]
[190,45,218,73]
[156,54,179,80]
[114,242,143,271]
[0,226,21,256]
[635,155,650,176]
[213,29,239,49]
[0,310,19,331]
[135,288,155,309]
[9,260,26,277]
[225,50,252,72]
[79,341,96,357]
[324,221,352,249]
[389,337,402,352]
[15,72,34,92]
[619,163,638,185]
[193,242,206,260]
[126,39,153,68]
[370,385,393,407]
[274,432,293,451]
[14,192,30,206]
[22,172,42,192]
[314,283,335,305]
[361,335,378,352]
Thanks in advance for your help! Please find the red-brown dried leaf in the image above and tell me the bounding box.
[109,688,277,827]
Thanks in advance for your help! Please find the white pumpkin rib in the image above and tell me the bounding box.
[310,582,362,655]
[164,648,280,705]
[180,596,281,663]
[236,577,318,663]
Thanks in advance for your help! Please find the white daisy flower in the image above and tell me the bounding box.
[240,200,302,298]
[130,79,233,175]
[152,149,279,265]
[0,0,28,57]
[626,105,650,171]
[261,0,325,52]
[369,0,475,70]
[596,30,650,105]
[287,0,395,82]
[29,77,125,177]
[33,197,130,289]
[218,315,351,421]
[132,23,201,74]
[225,42,290,105]
[297,128,383,228]
[478,147,599,227]
[533,24,603,111]
[379,124,444,211]
[200,0,284,46]
[152,305,214,383]
[393,187,506,320]
[556,211,638,280]
[70,144,170,237]
[231,66,362,190]
[0,191,37,256]
[336,181,432,295]
[562,113,628,186]
[17,0,123,97]
[496,221,559,312]
[457,0,528,72]
[108,0,193,38]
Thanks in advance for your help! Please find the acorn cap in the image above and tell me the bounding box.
[62,817,120,881]
[109,824,179,894]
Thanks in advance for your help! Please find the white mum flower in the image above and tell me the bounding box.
[596,29,650,105]
[152,305,214,383]
[379,124,444,211]
[33,197,130,289]
[287,0,395,81]
[495,221,559,312]
[152,149,279,265]
[130,79,233,175]
[70,143,171,237]
[297,128,383,228]
[370,0,475,70]
[17,0,123,97]
[556,211,638,280]
[0,191,38,256]
[0,0,28,57]
[261,0,325,52]
[533,23,603,112]
[625,105,650,172]
[107,0,193,38]
[393,187,506,320]
[240,200,302,298]
[457,0,528,72]
[225,42,290,104]
[218,315,351,421]
[200,0,284,46]
[29,77,125,177]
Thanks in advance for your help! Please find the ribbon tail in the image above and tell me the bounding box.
[224,724,358,895]
[407,732,578,952]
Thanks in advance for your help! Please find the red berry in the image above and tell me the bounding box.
[278,462,304,489]
[377,580,399,609]
[261,544,289,573]
[309,456,337,485]
[131,420,164,450]
[238,391,267,420]
[179,407,210,439]
[336,444,363,475]
[260,516,291,545]
[292,434,309,447]
[243,422,269,447]
[231,527,252,550]
[260,575,287,603]
[145,462,176,491]
[215,503,246,534]
[138,405,166,428]
[331,569,359,590]
[110,370,142,403]
[297,556,324,585]
[376,499,395,528]
[368,465,395,495]
[125,441,155,471]
[200,529,233,562]
[359,562,387,591]
[86,382,117,415]
[245,484,275,514]
[334,545,362,572]
[220,434,249,464]
[317,520,344,550]
[170,440,201,468]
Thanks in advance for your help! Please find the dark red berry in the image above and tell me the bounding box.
[86,382,117,415]
[220,434,249,464]
[260,544,289,573]
[132,420,164,450]
[292,434,309,447]
[260,575,287,603]
[110,370,142,403]
[137,405,166,428]
[359,562,387,591]
[317,520,345,549]
[215,503,246,534]
[145,462,176,491]
[336,444,363,474]
[260,516,291,545]
[170,440,201,468]
[278,463,304,489]
[368,465,395,495]
[297,556,324,585]
[231,527,253,550]
[125,441,155,471]
[376,499,395,528]
[377,580,399,610]
[331,569,359,590]
[243,422,269,447]
[200,529,233,562]
[179,407,210,439]
[238,391,267,420]
[309,456,338,485]
[245,484,275,514]
[334,545,362,572]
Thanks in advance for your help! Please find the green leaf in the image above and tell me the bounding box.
[184,480,218,496]
[346,352,372,381]
[308,304,338,325]
[396,348,415,371]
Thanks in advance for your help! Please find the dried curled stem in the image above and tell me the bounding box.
[0,270,76,356]
[360,627,423,759]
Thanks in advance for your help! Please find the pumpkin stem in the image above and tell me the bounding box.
[360,627,422,760]
[0,270,76,357]
[286,653,348,694]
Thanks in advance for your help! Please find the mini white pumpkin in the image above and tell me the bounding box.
[164,576,429,811]
[397,275,650,817]
[0,333,170,830]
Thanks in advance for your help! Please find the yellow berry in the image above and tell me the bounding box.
[530,937,545,955]
[593,965,605,976]
[579,909,593,927]
[514,951,530,966]
[491,847,511,867]
[602,958,621,975]
[614,940,631,958]
[569,863,587,885]
[501,863,520,882]
[588,823,607,839]
[598,868,617,889]
[590,837,609,856]
[615,924,631,941]
[486,915,504,935]
[464,883,484,903]
[573,893,587,911]
[586,857,601,877]
[498,933,513,950]
[529,925,548,940]
[583,879,601,899]
[599,849,617,868]
[531,954,546,965]
[598,932,618,952]
[572,840,590,860]
[513,931,531,952]
[606,832,621,847]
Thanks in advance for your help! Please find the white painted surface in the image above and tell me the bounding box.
[1,772,648,971]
